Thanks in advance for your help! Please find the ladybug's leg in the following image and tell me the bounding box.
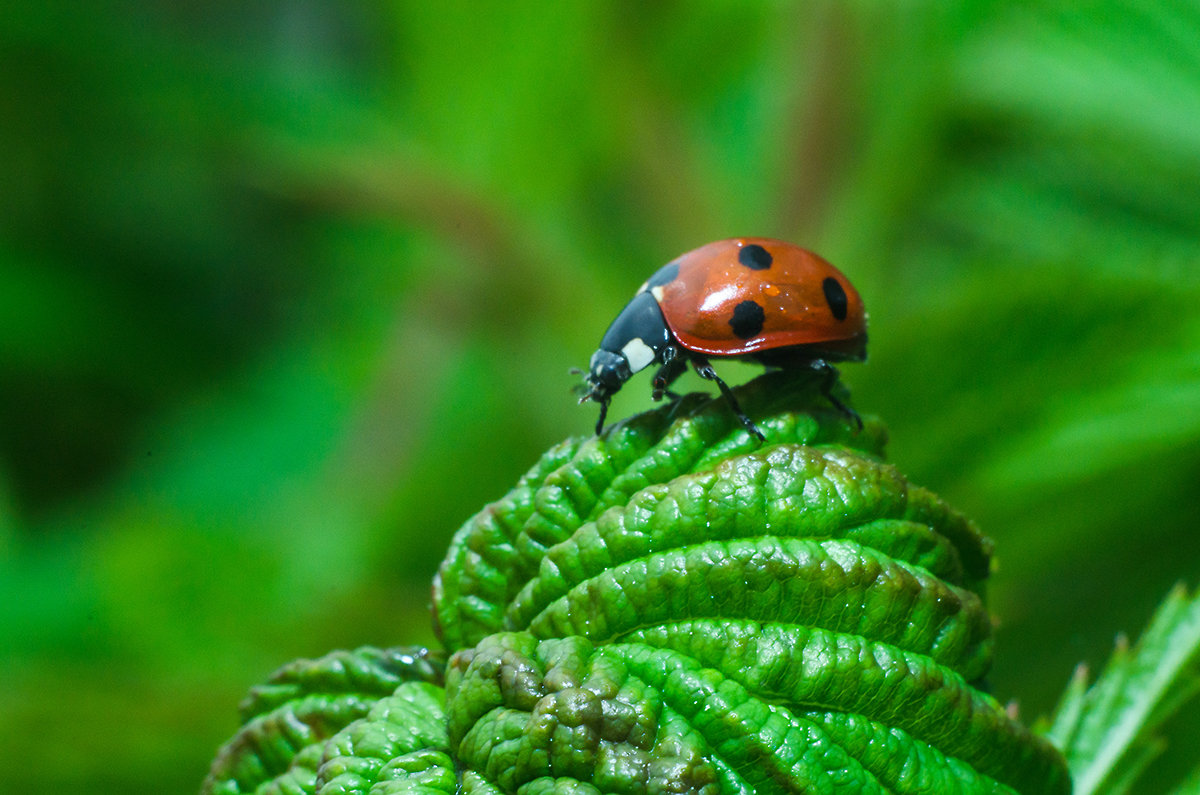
[690,356,766,441]
[594,397,609,436]
[813,360,863,430]
[651,346,686,402]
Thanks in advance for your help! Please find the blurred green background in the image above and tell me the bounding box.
[2,1,1199,792]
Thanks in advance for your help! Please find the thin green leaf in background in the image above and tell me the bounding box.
[1047,584,1200,795]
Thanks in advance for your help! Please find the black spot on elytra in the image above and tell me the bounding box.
[644,262,680,290]
[823,277,849,321]
[738,244,772,270]
[729,300,765,339]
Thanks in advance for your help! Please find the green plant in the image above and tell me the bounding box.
[202,371,1133,793]
[1047,584,1200,795]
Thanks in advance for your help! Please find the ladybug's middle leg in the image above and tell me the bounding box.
[813,360,863,430]
[651,346,687,402]
[690,356,766,441]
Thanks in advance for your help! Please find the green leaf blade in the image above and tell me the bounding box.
[1048,583,1200,795]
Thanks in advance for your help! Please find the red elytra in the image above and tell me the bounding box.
[651,237,867,360]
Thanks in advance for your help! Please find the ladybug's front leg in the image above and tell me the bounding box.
[650,346,686,402]
[690,356,766,441]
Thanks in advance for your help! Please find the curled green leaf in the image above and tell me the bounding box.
[202,646,447,795]
[447,631,1057,795]
[205,372,1069,794]
[433,371,886,650]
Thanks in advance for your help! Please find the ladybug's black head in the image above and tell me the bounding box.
[580,349,630,434]
[580,291,674,435]
[586,349,632,396]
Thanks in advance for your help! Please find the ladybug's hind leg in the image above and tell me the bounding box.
[690,356,766,441]
[813,360,863,430]
[651,346,687,402]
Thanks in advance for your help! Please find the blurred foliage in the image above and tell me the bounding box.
[0,1,1197,793]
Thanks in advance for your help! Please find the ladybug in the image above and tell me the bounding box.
[580,237,867,440]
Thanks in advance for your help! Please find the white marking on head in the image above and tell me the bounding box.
[650,285,665,301]
[621,337,656,374]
